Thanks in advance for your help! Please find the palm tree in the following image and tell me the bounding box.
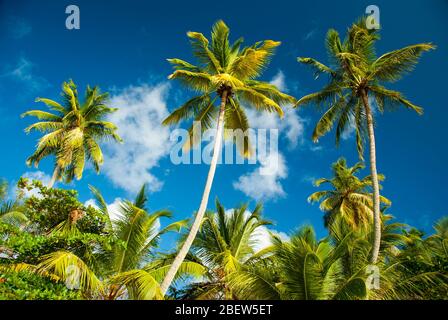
[178,200,271,299]
[229,225,368,300]
[229,222,444,300]
[295,19,435,263]
[0,179,27,227]
[160,20,295,294]
[10,185,205,299]
[308,158,390,232]
[22,80,122,188]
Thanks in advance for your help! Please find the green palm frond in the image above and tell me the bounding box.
[21,110,62,121]
[37,251,103,294]
[235,87,283,116]
[162,94,213,126]
[110,269,163,300]
[370,43,435,82]
[224,97,251,157]
[369,85,423,114]
[34,97,66,112]
[0,210,29,227]
[298,57,335,79]
[229,40,281,80]
[187,30,222,73]
[168,70,213,92]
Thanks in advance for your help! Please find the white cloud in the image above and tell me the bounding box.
[233,151,287,201]
[103,83,173,194]
[20,170,52,198]
[270,70,287,91]
[251,226,290,253]
[0,57,49,93]
[84,197,123,221]
[22,170,51,184]
[309,144,323,152]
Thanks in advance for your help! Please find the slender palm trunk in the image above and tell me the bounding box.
[360,89,381,264]
[159,91,228,296]
[48,164,61,189]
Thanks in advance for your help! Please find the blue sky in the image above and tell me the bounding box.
[0,0,447,247]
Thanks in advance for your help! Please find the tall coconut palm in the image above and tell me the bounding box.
[22,80,122,188]
[295,19,435,263]
[178,200,271,299]
[160,20,295,295]
[308,158,391,232]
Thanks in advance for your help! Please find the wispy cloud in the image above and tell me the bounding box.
[270,70,287,91]
[6,16,32,39]
[102,83,173,194]
[303,28,318,41]
[1,57,49,93]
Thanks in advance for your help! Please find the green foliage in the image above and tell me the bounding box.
[0,184,204,300]
[0,18,444,301]
[0,270,81,300]
[18,179,108,234]
[0,180,115,266]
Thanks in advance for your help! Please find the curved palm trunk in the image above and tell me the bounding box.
[159,91,228,296]
[48,164,61,189]
[360,89,381,264]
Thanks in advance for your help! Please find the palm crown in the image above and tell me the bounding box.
[296,20,435,156]
[308,158,390,231]
[163,20,295,155]
[22,80,122,185]
[181,200,270,299]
